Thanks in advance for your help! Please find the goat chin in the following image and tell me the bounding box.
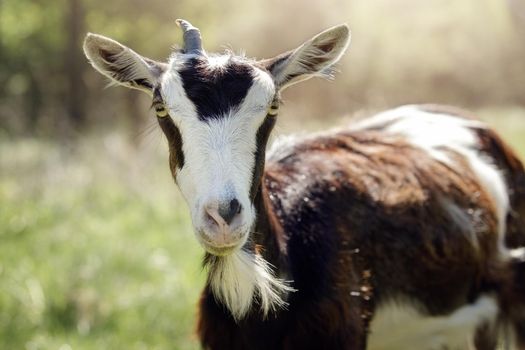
[207,250,295,322]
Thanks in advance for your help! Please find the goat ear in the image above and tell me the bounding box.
[83,33,166,95]
[262,24,350,91]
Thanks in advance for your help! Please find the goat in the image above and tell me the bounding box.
[83,19,525,349]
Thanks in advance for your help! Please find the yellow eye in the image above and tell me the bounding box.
[156,107,169,118]
[153,102,169,118]
[152,88,169,118]
[267,103,279,116]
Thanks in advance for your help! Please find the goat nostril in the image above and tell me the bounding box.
[205,203,227,228]
[216,198,242,225]
[230,198,241,215]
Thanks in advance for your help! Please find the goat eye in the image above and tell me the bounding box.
[267,104,278,116]
[153,102,169,118]
[152,89,169,118]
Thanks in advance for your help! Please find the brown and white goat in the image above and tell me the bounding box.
[83,20,525,349]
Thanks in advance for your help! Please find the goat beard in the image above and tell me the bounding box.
[203,249,295,322]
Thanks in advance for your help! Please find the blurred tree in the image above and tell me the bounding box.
[1,0,525,138]
[65,0,87,130]
[0,0,66,134]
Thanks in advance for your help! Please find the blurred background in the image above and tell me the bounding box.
[1,0,525,349]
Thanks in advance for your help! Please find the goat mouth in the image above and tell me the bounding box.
[197,225,250,256]
[201,242,240,256]
[197,233,247,256]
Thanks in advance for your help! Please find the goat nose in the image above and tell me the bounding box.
[205,199,242,227]
[218,198,242,225]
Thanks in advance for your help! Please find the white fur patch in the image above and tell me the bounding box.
[267,133,304,162]
[368,295,499,350]
[510,247,525,261]
[209,250,295,321]
[352,105,510,252]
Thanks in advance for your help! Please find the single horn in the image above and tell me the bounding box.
[176,19,204,55]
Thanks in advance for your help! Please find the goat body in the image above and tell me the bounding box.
[197,105,525,350]
[82,21,525,350]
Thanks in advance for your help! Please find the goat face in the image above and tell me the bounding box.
[159,56,277,255]
[83,20,350,258]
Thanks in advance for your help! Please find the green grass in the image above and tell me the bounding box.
[1,106,525,349]
[0,134,203,349]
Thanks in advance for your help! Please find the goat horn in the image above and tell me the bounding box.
[176,19,204,55]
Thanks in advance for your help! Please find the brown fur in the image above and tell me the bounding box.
[196,114,525,349]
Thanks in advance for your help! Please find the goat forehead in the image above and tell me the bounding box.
[175,56,259,121]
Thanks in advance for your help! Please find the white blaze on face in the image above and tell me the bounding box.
[160,56,276,249]
[160,57,294,319]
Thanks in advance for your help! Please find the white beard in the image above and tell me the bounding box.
[207,249,295,322]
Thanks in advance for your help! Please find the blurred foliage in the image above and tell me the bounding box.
[0,134,203,349]
[1,0,525,137]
